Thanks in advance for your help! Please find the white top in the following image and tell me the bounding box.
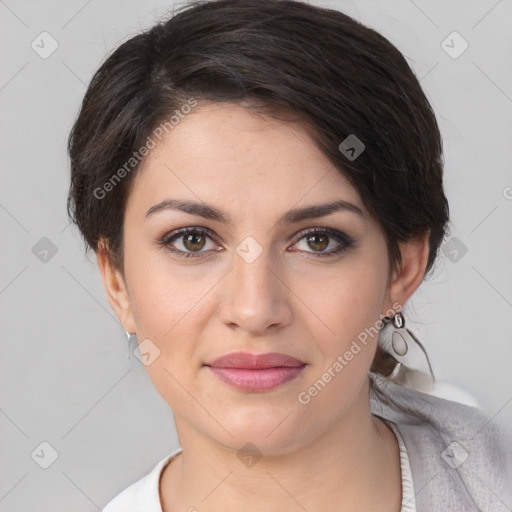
[385,420,416,512]
[102,419,415,511]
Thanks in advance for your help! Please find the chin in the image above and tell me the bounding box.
[210,404,310,455]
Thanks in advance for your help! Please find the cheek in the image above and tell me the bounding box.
[297,262,387,357]
[125,259,208,410]
[124,242,212,338]
[291,268,385,426]
[123,246,226,399]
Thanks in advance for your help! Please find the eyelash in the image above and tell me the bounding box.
[158,226,355,259]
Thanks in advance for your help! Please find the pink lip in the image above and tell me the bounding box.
[204,352,306,392]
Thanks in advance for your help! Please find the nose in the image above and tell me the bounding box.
[218,245,293,336]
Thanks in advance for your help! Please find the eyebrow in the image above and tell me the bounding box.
[145,198,366,224]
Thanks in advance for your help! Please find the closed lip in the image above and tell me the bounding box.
[204,351,306,369]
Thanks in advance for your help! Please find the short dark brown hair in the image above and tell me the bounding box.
[67,0,449,408]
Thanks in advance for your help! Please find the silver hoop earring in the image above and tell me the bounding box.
[378,311,434,391]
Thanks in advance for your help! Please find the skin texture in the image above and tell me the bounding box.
[97,102,429,511]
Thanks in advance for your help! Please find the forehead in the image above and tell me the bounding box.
[127,102,367,220]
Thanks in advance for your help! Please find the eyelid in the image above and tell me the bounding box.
[290,226,352,244]
[161,226,219,245]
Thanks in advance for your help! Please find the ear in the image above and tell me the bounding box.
[382,231,430,314]
[96,239,137,334]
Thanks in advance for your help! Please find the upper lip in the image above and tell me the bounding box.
[205,352,306,369]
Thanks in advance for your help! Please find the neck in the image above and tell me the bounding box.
[160,379,401,512]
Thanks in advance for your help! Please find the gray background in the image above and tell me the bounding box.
[1,0,511,510]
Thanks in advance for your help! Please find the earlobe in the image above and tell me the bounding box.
[96,240,137,334]
[386,232,430,310]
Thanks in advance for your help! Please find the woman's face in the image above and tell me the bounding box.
[104,102,404,455]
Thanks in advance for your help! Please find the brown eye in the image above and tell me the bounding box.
[182,232,206,252]
[291,228,355,258]
[160,227,219,258]
[306,233,329,252]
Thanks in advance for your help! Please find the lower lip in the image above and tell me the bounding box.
[206,366,306,391]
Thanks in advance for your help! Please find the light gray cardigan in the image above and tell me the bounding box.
[369,373,512,511]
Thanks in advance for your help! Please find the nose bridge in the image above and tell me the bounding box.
[236,241,276,295]
[219,237,292,333]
